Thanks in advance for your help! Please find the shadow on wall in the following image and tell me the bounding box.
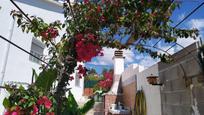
[15,0,63,13]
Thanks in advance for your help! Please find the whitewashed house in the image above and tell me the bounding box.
[0,0,84,113]
[105,50,162,115]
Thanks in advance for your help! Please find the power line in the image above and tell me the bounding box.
[9,0,52,66]
[0,35,49,65]
[10,0,32,22]
[9,0,202,66]
[0,34,132,67]
[153,1,204,47]
[174,1,204,28]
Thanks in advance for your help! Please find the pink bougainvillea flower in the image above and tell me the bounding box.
[40,31,48,39]
[31,104,38,115]
[37,98,44,105]
[4,111,11,115]
[78,75,82,79]
[48,28,58,38]
[99,72,113,89]
[11,111,18,115]
[77,65,86,76]
[100,15,106,22]
[44,100,52,109]
[84,0,89,4]
[15,106,21,112]
[69,76,74,81]
[46,112,55,115]
[19,98,26,103]
[40,27,58,40]
[75,33,103,62]
[97,6,101,13]
[37,96,52,109]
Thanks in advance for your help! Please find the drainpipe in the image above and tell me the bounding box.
[0,19,15,91]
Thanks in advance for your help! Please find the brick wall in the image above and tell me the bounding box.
[104,94,123,115]
[122,82,136,113]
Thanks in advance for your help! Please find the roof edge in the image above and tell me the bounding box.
[42,0,63,7]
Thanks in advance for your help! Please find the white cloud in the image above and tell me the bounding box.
[88,19,204,68]
[157,41,176,55]
[88,47,135,66]
[188,19,204,30]
[175,19,204,48]
[135,54,159,68]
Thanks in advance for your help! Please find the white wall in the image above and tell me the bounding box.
[68,62,85,104]
[121,64,162,115]
[121,64,144,83]
[0,0,84,113]
[0,0,64,85]
[137,64,162,115]
[114,57,125,75]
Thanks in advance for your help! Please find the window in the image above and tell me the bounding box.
[29,38,45,64]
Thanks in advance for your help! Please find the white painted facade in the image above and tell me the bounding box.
[121,64,162,115]
[108,51,125,95]
[0,0,84,113]
[113,57,124,75]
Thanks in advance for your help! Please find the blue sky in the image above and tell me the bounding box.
[85,0,204,74]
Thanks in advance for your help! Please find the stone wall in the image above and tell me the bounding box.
[159,42,204,115]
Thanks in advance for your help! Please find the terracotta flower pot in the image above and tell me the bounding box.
[146,76,158,85]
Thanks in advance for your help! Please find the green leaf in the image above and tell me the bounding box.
[62,91,80,115]
[19,85,25,91]
[3,98,10,109]
[62,24,66,28]
[79,99,95,114]
[17,19,22,26]
[32,69,39,82]
[28,101,34,107]
[35,68,57,94]
[67,91,78,110]
[24,95,29,99]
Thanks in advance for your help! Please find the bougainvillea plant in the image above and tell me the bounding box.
[4,0,199,114]
[98,72,113,91]
[3,84,55,115]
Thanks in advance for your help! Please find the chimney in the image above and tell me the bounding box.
[104,50,124,113]
[113,50,125,76]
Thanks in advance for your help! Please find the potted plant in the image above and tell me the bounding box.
[146,74,158,85]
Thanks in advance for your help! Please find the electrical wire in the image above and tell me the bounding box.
[0,35,49,65]
[153,1,204,47]
[174,1,204,28]
[7,0,203,67]
[10,0,32,22]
